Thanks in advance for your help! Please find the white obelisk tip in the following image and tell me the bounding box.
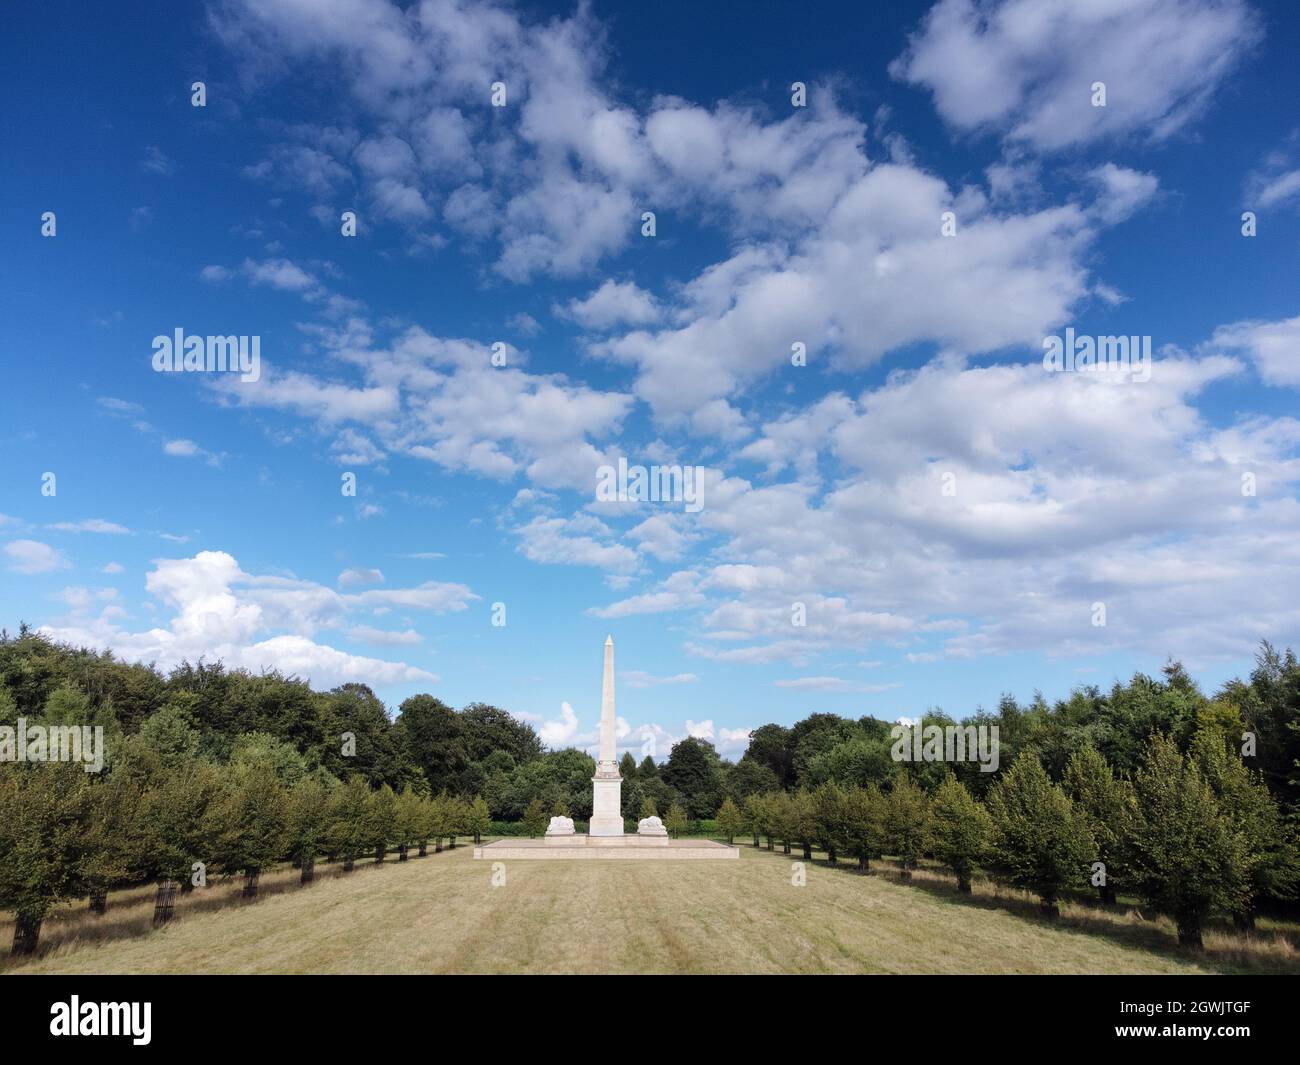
[605,634,613,645]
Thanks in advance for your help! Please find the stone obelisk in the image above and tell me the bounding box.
[588,634,624,836]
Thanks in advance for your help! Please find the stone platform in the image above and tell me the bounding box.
[474,835,739,860]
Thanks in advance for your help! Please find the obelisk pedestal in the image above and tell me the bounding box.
[588,634,624,837]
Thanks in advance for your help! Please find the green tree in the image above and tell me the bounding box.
[986,753,1093,917]
[522,796,548,839]
[716,796,744,844]
[930,774,991,893]
[326,775,370,872]
[664,801,689,838]
[744,793,772,849]
[660,737,725,818]
[813,782,850,863]
[363,784,397,863]
[885,774,931,878]
[139,758,222,917]
[638,795,658,820]
[1129,733,1249,946]
[1062,745,1134,905]
[0,764,107,954]
[286,774,330,882]
[467,795,492,844]
[206,761,288,898]
[393,784,424,860]
[843,784,888,872]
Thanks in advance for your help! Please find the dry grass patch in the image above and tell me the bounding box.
[10,845,1294,975]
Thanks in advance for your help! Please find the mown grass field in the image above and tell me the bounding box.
[5,842,1298,975]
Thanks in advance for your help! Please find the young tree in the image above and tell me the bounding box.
[393,785,422,860]
[843,785,888,872]
[0,764,105,954]
[664,801,689,839]
[447,795,471,848]
[522,796,548,839]
[1062,745,1134,904]
[207,761,288,898]
[326,775,370,872]
[930,774,991,893]
[467,794,492,844]
[363,784,397,864]
[745,792,773,849]
[1192,726,1299,930]
[789,788,817,859]
[813,782,850,864]
[716,796,744,844]
[286,774,330,883]
[986,753,1093,917]
[1127,733,1249,945]
[139,758,222,922]
[84,768,145,913]
[639,795,659,820]
[414,794,435,856]
[886,773,932,879]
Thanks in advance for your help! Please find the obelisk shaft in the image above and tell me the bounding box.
[589,634,624,836]
[599,634,616,769]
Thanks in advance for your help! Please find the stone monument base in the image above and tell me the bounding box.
[475,835,737,860]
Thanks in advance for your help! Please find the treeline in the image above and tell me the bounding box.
[0,742,495,954]
[723,725,1296,946]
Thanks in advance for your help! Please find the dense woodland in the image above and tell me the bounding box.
[1,624,1299,953]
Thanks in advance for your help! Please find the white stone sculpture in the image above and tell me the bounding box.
[637,815,668,836]
[546,815,575,835]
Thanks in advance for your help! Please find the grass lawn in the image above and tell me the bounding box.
[5,843,1297,975]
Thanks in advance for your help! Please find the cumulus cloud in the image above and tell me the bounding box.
[5,540,70,575]
[891,0,1260,151]
[37,551,474,687]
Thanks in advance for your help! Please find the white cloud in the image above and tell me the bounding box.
[5,540,70,575]
[539,701,581,748]
[558,280,660,330]
[891,0,1261,151]
[48,518,131,534]
[1211,315,1300,389]
[37,551,472,688]
[620,670,699,688]
[338,567,385,587]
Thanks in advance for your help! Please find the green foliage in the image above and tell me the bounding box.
[986,753,1093,915]
[326,775,371,868]
[206,761,289,881]
[842,784,888,870]
[1129,732,1250,946]
[663,801,689,838]
[0,764,107,949]
[1062,745,1134,901]
[715,796,744,844]
[522,796,548,838]
[885,773,931,874]
[812,782,850,863]
[661,737,725,819]
[930,775,991,892]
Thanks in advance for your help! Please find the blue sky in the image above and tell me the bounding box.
[2,0,1299,760]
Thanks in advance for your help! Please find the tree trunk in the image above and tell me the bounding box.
[782,841,790,854]
[343,857,354,872]
[802,843,812,860]
[398,842,408,861]
[1234,908,1256,932]
[1099,883,1117,905]
[152,880,177,927]
[449,835,457,849]
[474,831,482,844]
[374,844,385,863]
[300,857,315,884]
[1177,912,1203,948]
[957,874,972,894]
[242,871,259,898]
[435,838,444,853]
[765,837,773,851]
[418,841,427,857]
[1039,893,1059,919]
[89,891,108,915]
[11,914,42,956]
[827,848,837,865]
[858,855,869,872]
[180,879,194,895]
